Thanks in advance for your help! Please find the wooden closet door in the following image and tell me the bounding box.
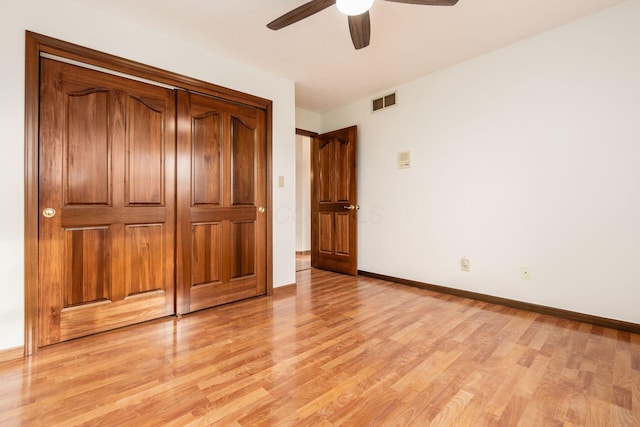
[38,59,176,346]
[176,91,267,313]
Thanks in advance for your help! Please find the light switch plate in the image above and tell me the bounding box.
[398,151,410,169]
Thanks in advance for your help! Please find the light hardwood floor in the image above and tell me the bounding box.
[0,268,638,426]
[296,253,311,272]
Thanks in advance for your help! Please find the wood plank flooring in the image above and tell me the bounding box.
[0,268,638,426]
[296,253,311,272]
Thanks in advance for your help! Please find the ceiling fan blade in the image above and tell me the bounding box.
[267,0,336,30]
[348,11,371,50]
[383,0,458,5]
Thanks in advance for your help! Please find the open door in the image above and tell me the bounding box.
[311,126,358,275]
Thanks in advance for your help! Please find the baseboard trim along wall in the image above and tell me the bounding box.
[273,283,297,297]
[0,346,24,363]
[358,270,640,335]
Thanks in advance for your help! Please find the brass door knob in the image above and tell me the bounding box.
[42,207,56,218]
[258,206,265,213]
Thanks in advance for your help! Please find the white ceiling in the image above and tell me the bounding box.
[80,0,625,112]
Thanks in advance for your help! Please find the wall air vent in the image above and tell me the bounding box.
[372,91,397,113]
[372,97,384,112]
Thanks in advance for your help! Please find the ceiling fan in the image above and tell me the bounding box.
[267,0,459,50]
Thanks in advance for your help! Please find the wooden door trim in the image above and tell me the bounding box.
[26,32,272,109]
[24,31,273,355]
[295,128,318,138]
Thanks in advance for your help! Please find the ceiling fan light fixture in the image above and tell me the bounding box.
[336,0,374,16]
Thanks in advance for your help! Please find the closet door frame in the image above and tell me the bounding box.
[24,31,273,356]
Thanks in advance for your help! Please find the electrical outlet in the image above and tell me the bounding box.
[521,266,532,280]
[460,257,470,272]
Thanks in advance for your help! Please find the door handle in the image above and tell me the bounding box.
[42,207,56,218]
[343,205,359,211]
[258,206,265,213]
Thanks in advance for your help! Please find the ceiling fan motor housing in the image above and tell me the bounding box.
[336,0,375,16]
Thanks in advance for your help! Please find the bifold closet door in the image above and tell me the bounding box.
[176,91,268,313]
[38,58,176,346]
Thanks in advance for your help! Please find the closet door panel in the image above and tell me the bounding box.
[38,58,175,346]
[65,90,110,205]
[192,113,223,206]
[191,222,223,286]
[231,117,255,206]
[126,97,165,205]
[176,91,267,313]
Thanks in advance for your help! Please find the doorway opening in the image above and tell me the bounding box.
[295,132,312,271]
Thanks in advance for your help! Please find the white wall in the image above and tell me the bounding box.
[296,108,322,133]
[296,135,312,252]
[0,0,296,351]
[322,0,640,324]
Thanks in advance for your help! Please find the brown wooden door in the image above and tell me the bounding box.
[176,91,268,313]
[311,126,358,275]
[38,58,176,346]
